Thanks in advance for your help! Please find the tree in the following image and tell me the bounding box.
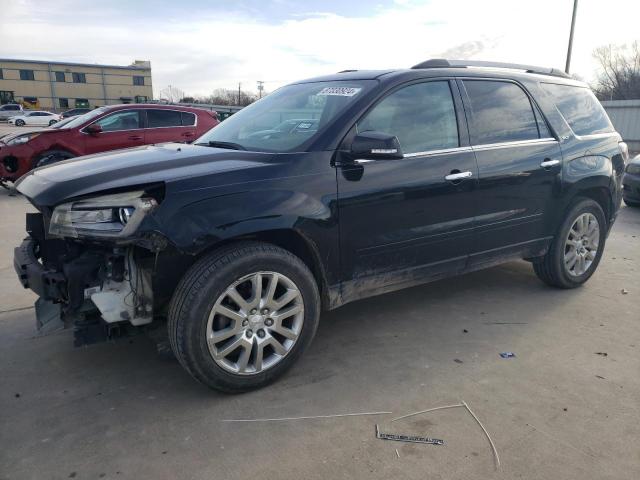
[592,42,640,100]
[159,85,185,103]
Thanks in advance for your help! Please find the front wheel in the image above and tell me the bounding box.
[168,242,320,393]
[15,119,25,126]
[533,198,607,288]
[33,150,75,169]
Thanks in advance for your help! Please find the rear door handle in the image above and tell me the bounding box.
[182,132,195,137]
[128,135,143,140]
[445,171,473,182]
[540,159,560,168]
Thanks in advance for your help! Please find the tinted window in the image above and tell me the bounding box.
[357,81,459,154]
[464,80,539,145]
[94,111,141,131]
[59,98,69,108]
[55,71,65,82]
[133,76,145,86]
[181,112,196,126]
[0,69,3,79]
[75,98,89,108]
[4,105,20,111]
[72,72,86,83]
[20,70,35,81]
[541,83,613,136]
[147,109,182,128]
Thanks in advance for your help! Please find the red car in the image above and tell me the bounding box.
[0,104,218,184]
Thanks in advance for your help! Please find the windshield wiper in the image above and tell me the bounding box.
[196,140,247,151]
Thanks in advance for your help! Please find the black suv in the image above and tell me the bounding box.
[13,60,627,392]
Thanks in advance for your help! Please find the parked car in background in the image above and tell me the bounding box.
[622,153,640,207]
[0,104,219,183]
[61,108,92,119]
[12,60,627,392]
[0,104,24,121]
[8,111,61,127]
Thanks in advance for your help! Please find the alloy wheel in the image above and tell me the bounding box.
[206,271,304,375]
[564,213,600,276]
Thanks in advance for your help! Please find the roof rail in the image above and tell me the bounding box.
[411,59,570,79]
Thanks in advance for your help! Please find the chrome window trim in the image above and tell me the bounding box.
[403,146,472,158]
[471,137,558,152]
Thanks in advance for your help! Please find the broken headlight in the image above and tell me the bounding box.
[49,190,157,239]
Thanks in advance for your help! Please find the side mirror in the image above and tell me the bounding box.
[85,124,103,135]
[350,131,403,160]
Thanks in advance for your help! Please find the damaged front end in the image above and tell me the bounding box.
[14,187,168,346]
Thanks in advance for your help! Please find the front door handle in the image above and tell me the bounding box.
[540,159,561,169]
[445,171,473,182]
[128,135,143,141]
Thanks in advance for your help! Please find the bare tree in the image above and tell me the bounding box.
[592,42,640,100]
[159,85,185,103]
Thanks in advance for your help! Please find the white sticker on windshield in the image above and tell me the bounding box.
[317,87,362,97]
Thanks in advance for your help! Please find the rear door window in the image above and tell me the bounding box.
[463,80,540,145]
[357,81,459,154]
[147,109,183,128]
[541,83,613,136]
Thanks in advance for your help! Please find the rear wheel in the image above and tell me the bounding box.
[533,198,607,288]
[33,150,75,169]
[48,120,57,126]
[168,242,320,392]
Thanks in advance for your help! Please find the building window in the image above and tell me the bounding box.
[0,91,15,104]
[23,97,38,107]
[59,98,69,109]
[0,69,3,80]
[135,95,148,103]
[55,71,66,82]
[20,70,35,81]
[75,98,89,108]
[72,72,87,83]
[133,76,145,86]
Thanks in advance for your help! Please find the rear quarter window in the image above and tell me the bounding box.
[541,83,613,136]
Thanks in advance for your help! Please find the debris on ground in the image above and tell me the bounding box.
[463,329,468,333]
[595,352,608,357]
[485,322,528,325]
[454,358,464,364]
[596,375,606,379]
[391,401,500,469]
[621,288,629,294]
[499,352,516,358]
[375,424,444,445]
[222,411,392,423]
[395,448,400,458]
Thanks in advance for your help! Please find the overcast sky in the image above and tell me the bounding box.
[2,0,639,98]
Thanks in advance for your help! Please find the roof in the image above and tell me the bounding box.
[294,60,585,87]
[0,58,151,71]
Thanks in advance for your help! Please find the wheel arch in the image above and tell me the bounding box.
[196,229,332,310]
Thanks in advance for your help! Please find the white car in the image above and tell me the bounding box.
[8,111,61,127]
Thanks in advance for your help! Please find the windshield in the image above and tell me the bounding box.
[60,107,108,129]
[51,117,77,128]
[195,80,375,152]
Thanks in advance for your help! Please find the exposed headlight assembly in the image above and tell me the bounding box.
[6,133,41,146]
[49,190,157,239]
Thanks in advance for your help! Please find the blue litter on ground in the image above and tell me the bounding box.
[499,352,516,358]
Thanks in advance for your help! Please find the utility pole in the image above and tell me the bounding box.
[257,80,264,99]
[565,0,578,74]
[238,82,241,105]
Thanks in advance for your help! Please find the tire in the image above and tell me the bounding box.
[48,120,57,126]
[15,119,25,126]
[33,150,75,169]
[168,242,321,393]
[533,198,607,288]
[623,198,640,208]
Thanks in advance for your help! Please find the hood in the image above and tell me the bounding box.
[16,143,276,206]
[0,128,57,143]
